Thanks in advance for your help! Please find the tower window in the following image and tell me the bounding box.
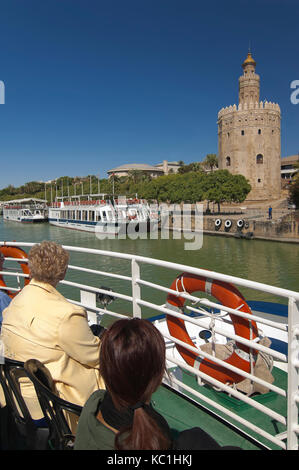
[256,154,263,164]
[258,129,261,135]
[258,178,261,183]
[226,156,231,167]
[241,130,245,135]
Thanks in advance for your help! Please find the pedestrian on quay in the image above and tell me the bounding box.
[268,206,272,219]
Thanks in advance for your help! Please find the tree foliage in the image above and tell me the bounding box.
[289,174,299,208]
[0,168,251,210]
[201,154,218,172]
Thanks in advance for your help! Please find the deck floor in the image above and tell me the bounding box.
[153,367,287,450]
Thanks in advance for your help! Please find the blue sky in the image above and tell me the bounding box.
[0,0,298,189]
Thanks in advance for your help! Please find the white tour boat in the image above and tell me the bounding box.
[48,195,122,235]
[2,198,48,223]
[113,196,160,232]
[48,195,159,236]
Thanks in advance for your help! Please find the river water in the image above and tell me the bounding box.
[1,217,298,314]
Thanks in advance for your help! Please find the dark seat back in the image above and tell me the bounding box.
[24,359,82,450]
[0,357,49,450]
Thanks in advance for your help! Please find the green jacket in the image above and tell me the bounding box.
[74,390,115,450]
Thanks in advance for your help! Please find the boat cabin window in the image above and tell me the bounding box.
[82,210,88,221]
[89,211,95,222]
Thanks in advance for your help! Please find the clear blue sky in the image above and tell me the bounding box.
[0,0,298,189]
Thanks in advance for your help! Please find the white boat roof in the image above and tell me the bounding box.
[1,198,47,204]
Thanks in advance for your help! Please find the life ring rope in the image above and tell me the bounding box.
[166,272,259,385]
[167,323,258,389]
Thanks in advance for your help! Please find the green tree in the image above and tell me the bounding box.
[289,174,299,208]
[178,162,203,174]
[204,170,251,212]
[201,154,218,172]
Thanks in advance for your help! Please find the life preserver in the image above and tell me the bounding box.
[166,273,259,384]
[237,219,244,229]
[215,219,221,229]
[224,219,232,229]
[0,245,30,298]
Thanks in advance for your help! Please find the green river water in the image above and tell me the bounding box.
[1,217,298,317]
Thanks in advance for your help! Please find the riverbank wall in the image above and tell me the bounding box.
[201,210,299,243]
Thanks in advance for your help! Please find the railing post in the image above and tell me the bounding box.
[80,290,99,325]
[287,298,299,450]
[131,258,141,318]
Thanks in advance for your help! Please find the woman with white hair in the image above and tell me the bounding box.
[1,240,105,428]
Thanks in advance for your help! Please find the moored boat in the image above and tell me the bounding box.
[48,194,159,236]
[0,240,298,450]
[113,196,160,232]
[48,195,121,235]
[2,198,48,223]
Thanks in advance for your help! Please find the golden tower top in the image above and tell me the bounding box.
[242,51,256,69]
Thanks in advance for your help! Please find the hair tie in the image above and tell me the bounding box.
[130,402,145,411]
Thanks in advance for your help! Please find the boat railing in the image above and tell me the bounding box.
[0,241,299,450]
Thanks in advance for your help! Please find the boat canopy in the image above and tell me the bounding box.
[1,198,47,204]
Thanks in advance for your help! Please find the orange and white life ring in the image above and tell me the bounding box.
[166,273,259,384]
[0,245,30,298]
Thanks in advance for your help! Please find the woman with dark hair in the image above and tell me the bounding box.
[74,317,239,451]
[74,317,171,450]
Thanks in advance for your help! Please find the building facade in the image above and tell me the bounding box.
[218,52,281,201]
[107,163,164,179]
[154,160,181,174]
[281,155,299,180]
[107,160,180,178]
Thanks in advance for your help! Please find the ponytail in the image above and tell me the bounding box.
[115,405,171,450]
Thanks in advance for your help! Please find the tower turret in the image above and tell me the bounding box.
[239,51,260,106]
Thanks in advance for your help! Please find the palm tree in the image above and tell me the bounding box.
[202,154,218,172]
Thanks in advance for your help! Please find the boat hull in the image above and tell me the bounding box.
[4,215,47,223]
[49,218,159,236]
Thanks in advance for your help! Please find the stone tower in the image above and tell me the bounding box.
[218,51,281,201]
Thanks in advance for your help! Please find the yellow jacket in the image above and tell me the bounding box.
[1,279,105,420]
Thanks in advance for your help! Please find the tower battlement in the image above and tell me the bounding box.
[218,101,281,119]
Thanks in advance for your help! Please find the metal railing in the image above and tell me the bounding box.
[1,241,299,450]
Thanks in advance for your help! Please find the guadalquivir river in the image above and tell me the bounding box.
[0,217,298,317]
